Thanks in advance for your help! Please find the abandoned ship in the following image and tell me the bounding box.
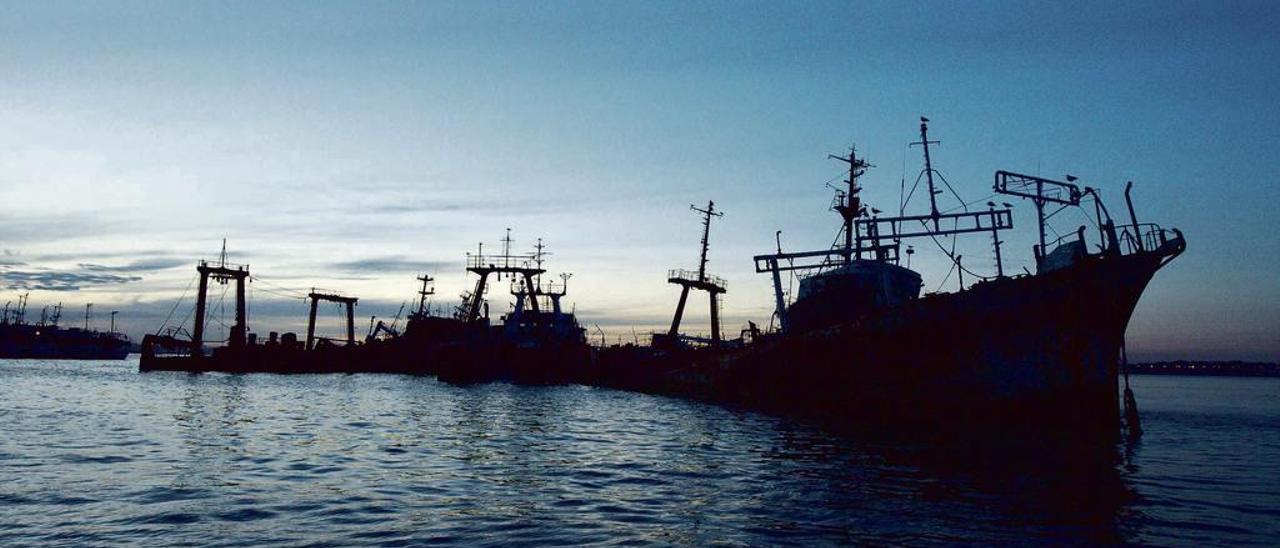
[138,235,589,378]
[136,118,1183,436]
[597,118,1184,435]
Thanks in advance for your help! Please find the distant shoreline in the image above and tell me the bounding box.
[1130,361,1280,377]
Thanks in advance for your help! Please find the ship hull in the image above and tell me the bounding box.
[602,250,1171,437]
[0,346,130,360]
[0,326,131,360]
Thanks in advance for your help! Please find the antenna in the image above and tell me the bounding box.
[501,228,513,270]
[534,238,550,286]
[84,303,93,330]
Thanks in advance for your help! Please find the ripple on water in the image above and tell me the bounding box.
[0,363,1277,546]
[217,507,278,522]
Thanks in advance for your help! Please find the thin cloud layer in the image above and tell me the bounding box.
[0,266,142,291]
[330,256,454,274]
[78,258,188,273]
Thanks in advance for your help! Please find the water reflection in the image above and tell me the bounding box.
[2,362,1276,545]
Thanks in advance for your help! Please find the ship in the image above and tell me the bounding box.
[139,235,591,378]
[0,298,131,360]
[424,233,592,384]
[598,119,1185,436]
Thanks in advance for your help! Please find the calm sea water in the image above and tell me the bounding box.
[1,358,1276,546]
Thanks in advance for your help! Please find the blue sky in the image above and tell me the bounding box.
[0,1,1276,360]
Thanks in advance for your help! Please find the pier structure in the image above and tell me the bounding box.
[667,201,727,346]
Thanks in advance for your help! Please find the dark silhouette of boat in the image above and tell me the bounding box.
[139,235,590,379]
[136,119,1184,438]
[0,298,130,360]
[425,234,592,384]
[598,119,1184,436]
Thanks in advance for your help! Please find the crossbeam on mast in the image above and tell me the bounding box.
[752,244,900,274]
[994,170,1082,261]
[854,208,1012,242]
[994,171,1082,205]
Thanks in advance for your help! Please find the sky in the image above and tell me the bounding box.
[0,1,1277,361]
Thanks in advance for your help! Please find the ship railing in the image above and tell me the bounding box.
[1116,223,1182,256]
[466,253,539,270]
[668,269,726,290]
[508,279,566,295]
[198,259,248,271]
[1045,223,1183,258]
[1045,228,1090,253]
[829,190,847,211]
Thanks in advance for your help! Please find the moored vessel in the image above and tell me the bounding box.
[598,119,1185,436]
[0,298,130,360]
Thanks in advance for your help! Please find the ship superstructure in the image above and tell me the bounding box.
[433,232,590,384]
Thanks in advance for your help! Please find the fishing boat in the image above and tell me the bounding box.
[600,119,1184,436]
[0,299,130,360]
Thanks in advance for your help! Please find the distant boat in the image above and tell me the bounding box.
[138,236,591,378]
[0,300,130,360]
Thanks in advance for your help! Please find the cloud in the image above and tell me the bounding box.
[0,252,24,266]
[0,214,132,246]
[0,252,184,290]
[0,266,142,291]
[77,258,188,273]
[330,256,454,274]
[369,202,466,214]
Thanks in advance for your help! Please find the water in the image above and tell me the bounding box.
[1,359,1276,546]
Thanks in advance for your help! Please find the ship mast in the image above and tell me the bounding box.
[692,201,722,282]
[415,274,434,316]
[828,146,870,264]
[910,117,942,225]
[754,119,1018,328]
[667,201,727,346]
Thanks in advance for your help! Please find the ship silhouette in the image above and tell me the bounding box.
[138,119,1183,437]
[0,298,129,360]
[598,119,1184,436]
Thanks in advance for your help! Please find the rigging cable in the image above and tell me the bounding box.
[156,274,197,334]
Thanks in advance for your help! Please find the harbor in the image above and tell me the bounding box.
[3,2,1276,546]
[108,119,1184,441]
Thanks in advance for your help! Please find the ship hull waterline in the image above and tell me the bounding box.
[599,249,1174,437]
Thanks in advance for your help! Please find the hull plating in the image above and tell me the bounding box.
[600,251,1168,434]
